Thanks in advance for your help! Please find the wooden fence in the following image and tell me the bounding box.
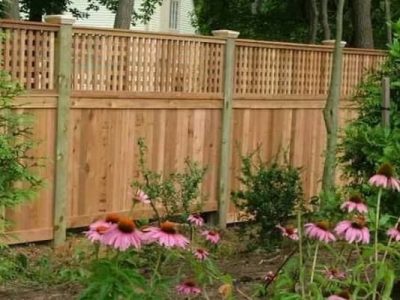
[0,18,386,244]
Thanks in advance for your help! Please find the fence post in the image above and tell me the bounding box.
[212,30,239,229]
[45,15,74,247]
[381,77,390,128]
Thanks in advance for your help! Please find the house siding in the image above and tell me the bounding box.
[70,0,196,34]
[179,0,195,33]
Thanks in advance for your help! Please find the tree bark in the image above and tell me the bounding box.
[351,0,374,48]
[114,0,134,29]
[251,0,261,15]
[384,0,392,45]
[308,0,319,43]
[3,0,20,19]
[27,0,43,21]
[321,0,330,40]
[321,0,345,193]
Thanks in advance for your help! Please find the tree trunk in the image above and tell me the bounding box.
[3,0,20,19]
[114,0,134,29]
[27,0,43,21]
[308,0,319,43]
[321,0,345,193]
[251,0,261,15]
[384,0,392,45]
[321,0,330,40]
[351,0,374,48]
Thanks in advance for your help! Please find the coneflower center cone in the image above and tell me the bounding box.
[352,215,367,229]
[337,290,351,299]
[348,195,363,204]
[96,226,109,234]
[160,221,177,234]
[106,213,120,224]
[183,280,196,287]
[316,221,330,231]
[377,163,394,178]
[117,217,136,233]
[284,226,296,235]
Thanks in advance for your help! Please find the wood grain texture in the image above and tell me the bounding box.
[0,20,386,242]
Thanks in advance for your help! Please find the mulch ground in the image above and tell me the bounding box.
[0,227,291,299]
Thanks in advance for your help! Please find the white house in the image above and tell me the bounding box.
[71,0,196,34]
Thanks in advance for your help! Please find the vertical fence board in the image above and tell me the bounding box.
[0,20,387,242]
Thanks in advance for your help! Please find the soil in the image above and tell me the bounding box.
[0,228,289,300]
[0,284,81,300]
[0,251,288,300]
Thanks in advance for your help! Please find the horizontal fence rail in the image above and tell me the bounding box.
[0,19,388,244]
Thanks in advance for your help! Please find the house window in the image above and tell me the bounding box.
[169,0,179,30]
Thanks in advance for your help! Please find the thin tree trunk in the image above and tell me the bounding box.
[309,0,319,43]
[384,0,392,45]
[321,0,330,40]
[251,0,261,15]
[28,0,43,21]
[114,0,134,29]
[321,0,345,193]
[351,0,374,48]
[3,0,20,19]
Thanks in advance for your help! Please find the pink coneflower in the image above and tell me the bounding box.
[324,267,346,280]
[369,163,400,191]
[85,220,114,243]
[143,221,189,248]
[304,221,336,243]
[327,296,349,300]
[341,195,368,214]
[102,217,142,251]
[176,280,201,296]
[133,189,151,204]
[276,224,299,240]
[327,290,351,300]
[387,224,400,241]
[193,248,209,260]
[187,214,204,227]
[201,230,221,244]
[264,271,276,284]
[335,216,370,244]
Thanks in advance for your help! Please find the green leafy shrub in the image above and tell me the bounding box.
[232,151,303,247]
[131,138,207,222]
[340,19,400,216]
[0,42,41,239]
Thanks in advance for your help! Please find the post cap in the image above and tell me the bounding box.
[44,15,75,25]
[322,40,347,47]
[212,30,240,39]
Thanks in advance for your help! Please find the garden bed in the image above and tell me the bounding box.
[0,225,290,300]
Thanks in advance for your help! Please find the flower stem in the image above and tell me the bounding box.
[94,242,100,260]
[373,188,383,300]
[297,210,306,298]
[310,242,319,283]
[374,188,382,265]
[128,201,136,217]
[150,250,163,288]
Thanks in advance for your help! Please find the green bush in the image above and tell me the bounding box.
[0,48,42,237]
[339,19,400,216]
[232,151,303,247]
[131,138,207,223]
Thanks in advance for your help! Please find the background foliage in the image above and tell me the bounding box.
[131,138,206,222]
[0,43,42,238]
[232,150,303,247]
[340,19,400,215]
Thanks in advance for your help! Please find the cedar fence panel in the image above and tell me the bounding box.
[0,20,387,243]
